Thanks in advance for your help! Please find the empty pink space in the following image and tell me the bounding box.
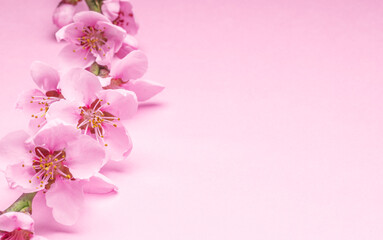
[0,0,383,239]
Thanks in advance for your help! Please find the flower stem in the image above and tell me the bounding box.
[85,0,103,13]
[3,192,37,215]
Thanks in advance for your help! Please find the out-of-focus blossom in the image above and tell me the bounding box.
[102,0,138,35]
[53,3,76,28]
[0,212,47,240]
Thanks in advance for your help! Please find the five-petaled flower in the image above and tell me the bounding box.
[0,123,105,225]
[46,68,137,163]
[56,11,126,68]
[0,212,47,240]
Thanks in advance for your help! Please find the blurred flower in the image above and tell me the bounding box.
[102,0,138,35]
[0,212,47,240]
[46,68,137,162]
[56,11,126,68]
[52,3,76,28]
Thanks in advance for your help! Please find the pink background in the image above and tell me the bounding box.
[1,0,383,239]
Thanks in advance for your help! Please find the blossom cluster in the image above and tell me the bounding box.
[0,1,163,239]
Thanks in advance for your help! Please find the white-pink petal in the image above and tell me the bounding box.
[45,178,84,226]
[65,135,104,179]
[103,125,132,162]
[110,50,148,81]
[30,61,60,91]
[0,131,31,170]
[125,79,165,102]
[83,173,118,194]
[97,89,137,120]
[46,100,80,126]
[59,68,102,105]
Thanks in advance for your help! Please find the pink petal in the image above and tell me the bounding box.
[94,39,115,66]
[101,0,120,20]
[124,79,165,102]
[103,125,132,162]
[5,163,44,193]
[45,178,84,226]
[119,0,139,35]
[33,122,79,151]
[16,89,45,115]
[45,100,80,126]
[28,117,48,133]
[59,68,102,105]
[52,3,76,28]
[65,135,105,179]
[58,44,95,69]
[0,212,34,233]
[82,173,118,194]
[0,131,31,170]
[97,89,137,120]
[96,21,126,52]
[30,61,60,91]
[115,35,139,59]
[73,11,110,26]
[55,22,84,43]
[110,50,148,81]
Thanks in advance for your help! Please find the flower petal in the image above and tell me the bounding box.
[30,61,60,91]
[97,89,137,120]
[45,178,84,226]
[73,11,110,26]
[53,3,76,28]
[103,125,132,162]
[58,44,95,70]
[31,236,49,240]
[110,50,148,81]
[55,22,84,43]
[119,0,139,35]
[65,135,104,179]
[5,163,44,193]
[33,122,79,151]
[16,89,46,115]
[82,173,118,194]
[115,34,138,59]
[59,68,102,105]
[124,79,165,102]
[46,100,80,126]
[0,212,34,233]
[0,131,31,170]
[96,21,126,52]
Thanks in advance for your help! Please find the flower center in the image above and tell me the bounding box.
[28,147,71,189]
[0,228,33,240]
[79,26,108,55]
[77,99,120,145]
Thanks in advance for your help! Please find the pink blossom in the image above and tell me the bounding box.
[102,0,139,35]
[0,212,47,240]
[52,3,76,28]
[1,123,105,225]
[56,11,126,68]
[46,68,137,162]
[104,50,164,101]
[16,62,64,131]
